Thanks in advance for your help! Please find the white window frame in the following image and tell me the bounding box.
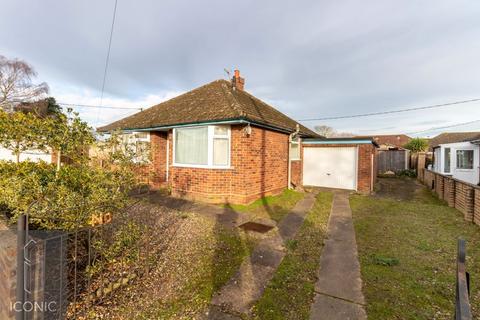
[173,125,231,169]
[456,149,474,171]
[122,131,151,163]
[290,139,301,161]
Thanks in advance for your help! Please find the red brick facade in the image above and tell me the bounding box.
[300,143,377,193]
[137,125,294,204]
[136,127,377,203]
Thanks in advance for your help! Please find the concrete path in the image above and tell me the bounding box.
[310,190,366,320]
[209,191,318,317]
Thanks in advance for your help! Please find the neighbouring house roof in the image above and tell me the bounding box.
[429,132,480,149]
[355,134,411,148]
[303,137,379,147]
[13,99,50,117]
[98,79,319,137]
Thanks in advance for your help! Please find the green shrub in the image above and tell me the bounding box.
[0,160,135,230]
[396,169,417,178]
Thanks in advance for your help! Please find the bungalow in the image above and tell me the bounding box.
[431,132,480,185]
[99,71,377,204]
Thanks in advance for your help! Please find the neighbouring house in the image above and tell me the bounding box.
[98,71,377,203]
[431,132,480,185]
[356,134,411,150]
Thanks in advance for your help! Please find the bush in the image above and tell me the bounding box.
[396,169,417,178]
[404,138,428,152]
[0,160,135,230]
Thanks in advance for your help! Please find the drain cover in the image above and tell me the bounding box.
[238,221,274,233]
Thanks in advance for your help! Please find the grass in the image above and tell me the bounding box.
[226,189,305,222]
[351,188,480,319]
[252,191,333,319]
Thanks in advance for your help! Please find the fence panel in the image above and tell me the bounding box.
[377,150,408,174]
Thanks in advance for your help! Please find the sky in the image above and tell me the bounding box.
[1,0,480,137]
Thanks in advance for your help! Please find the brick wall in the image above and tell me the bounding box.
[137,125,294,204]
[300,143,377,193]
[132,131,168,188]
[418,169,480,225]
[291,160,302,187]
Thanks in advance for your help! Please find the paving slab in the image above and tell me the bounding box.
[310,294,366,320]
[211,191,318,315]
[310,190,366,319]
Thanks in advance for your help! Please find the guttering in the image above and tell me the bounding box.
[288,124,300,190]
[98,117,305,136]
[303,138,378,146]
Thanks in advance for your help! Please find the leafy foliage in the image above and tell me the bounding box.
[0,107,138,230]
[396,169,417,178]
[404,137,429,152]
[0,110,47,162]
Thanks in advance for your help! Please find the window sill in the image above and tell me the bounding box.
[290,159,301,161]
[455,168,474,172]
[172,163,233,170]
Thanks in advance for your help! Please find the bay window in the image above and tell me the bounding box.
[174,125,231,168]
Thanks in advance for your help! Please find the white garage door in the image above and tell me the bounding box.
[303,147,357,190]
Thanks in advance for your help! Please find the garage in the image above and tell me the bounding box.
[301,138,378,192]
[303,147,357,189]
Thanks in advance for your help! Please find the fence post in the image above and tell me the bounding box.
[15,214,26,320]
[456,239,472,320]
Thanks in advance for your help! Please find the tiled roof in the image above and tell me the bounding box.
[429,132,480,149]
[98,79,319,137]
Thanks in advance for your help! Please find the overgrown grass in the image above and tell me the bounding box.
[226,189,305,222]
[351,189,480,319]
[252,192,333,319]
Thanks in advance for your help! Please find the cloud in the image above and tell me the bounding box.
[1,0,480,136]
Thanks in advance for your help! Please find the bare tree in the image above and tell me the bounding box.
[0,55,49,112]
[314,125,335,137]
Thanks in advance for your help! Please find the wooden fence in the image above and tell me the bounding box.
[418,168,480,226]
[377,150,409,174]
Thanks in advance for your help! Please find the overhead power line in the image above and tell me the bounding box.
[407,119,480,135]
[59,102,142,110]
[96,0,119,124]
[298,98,480,121]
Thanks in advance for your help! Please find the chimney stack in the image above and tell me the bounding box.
[232,69,245,90]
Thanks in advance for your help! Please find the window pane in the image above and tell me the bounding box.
[214,126,228,136]
[135,141,150,162]
[444,148,450,173]
[175,127,208,165]
[456,150,474,169]
[213,138,229,166]
[290,143,300,160]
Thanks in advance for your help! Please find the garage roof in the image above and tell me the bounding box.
[302,137,379,147]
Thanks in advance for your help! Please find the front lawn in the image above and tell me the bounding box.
[252,191,333,319]
[226,189,305,222]
[351,183,480,319]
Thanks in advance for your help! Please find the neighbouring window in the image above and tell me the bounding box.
[444,148,451,173]
[174,125,230,167]
[456,150,474,169]
[290,139,300,160]
[121,132,151,163]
